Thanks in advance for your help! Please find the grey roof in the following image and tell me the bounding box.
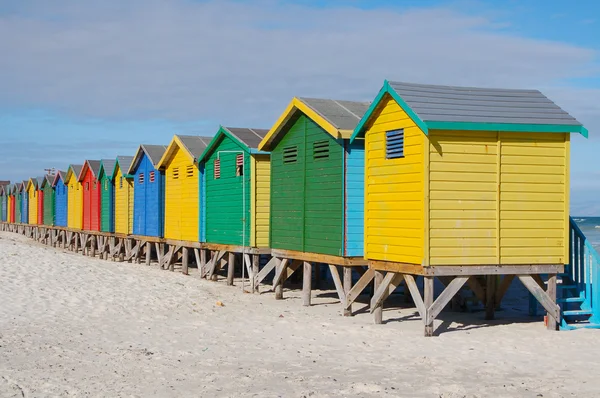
[42,174,53,187]
[69,165,83,180]
[100,159,117,179]
[129,145,167,174]
[84,160,101,178]
[35,176,45,187]
[388,81,583,126]
[53,170,67,186]
[298,97,371,130]
[177,135,213,158]
[116,156,134,172]
[223,127,269,149]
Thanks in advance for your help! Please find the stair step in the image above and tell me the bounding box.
[561,321,600,330]
[557,297,585,304]
[557,285,579,290]
[563,309,593,316]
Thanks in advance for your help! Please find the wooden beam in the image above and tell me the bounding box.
[252,254,260,293]
[404,274,425,320]
[424,276,435,336]
[369,260,426,275]
[227,252,235,286]
[373,271,384,324]
[517,275,560,322]
[182,247,189,275]
[546,274,558,331]
[425,264,564,276]
[495,275,515,309]
[427,276,469,325]
[343,267,352,316]
[370,272,396,312]
[466,276,486,303]
[270,249,367,266]
[255,257,278,286]
[328,265,347,307]
[302,261,312,306]
[207,250,227,279]
[272,258,290,290]
[344,268,375,310]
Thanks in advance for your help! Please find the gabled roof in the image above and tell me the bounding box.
[157,135,213,169]
[0,181,9,196]
[52,170,67,187]
[113,156,135,179]
[259,97,371,151]
[99,159,117,181]
[351,80,588,141]
[41,174,54,188]
[19,180,28,192]
[66,164,83,183]
[198,127,269,163]
[128,144,167,174]
[78,160,101,181]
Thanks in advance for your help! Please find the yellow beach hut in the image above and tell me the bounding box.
[157,135,212,242]
[66,164,83,230]
[350,80,588,334]
[26,177,40,225]
[113,156,134,235]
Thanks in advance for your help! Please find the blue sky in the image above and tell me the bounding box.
[0,0,599,213]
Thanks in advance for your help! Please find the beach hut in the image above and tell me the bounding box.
[258,97,370,257]
[198,127,270,247]
[99,159,117,233]
[113,156,134,235]
[128,145,166,237]
[350,80,588,333]
[157,135,211,243]
[26,177,40,225]
[14,184,21,223]
[66,165,83,230]
[79,160,102,231]
[41,174,55,226]
[36,176,45,225]
[53,171,68,227]
[20,181,29,224]
[0,184,7,222]
[7,184,15,223]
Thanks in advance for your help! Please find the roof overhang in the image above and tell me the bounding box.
[157,135,196,170]
[350,79,589,142]
[258,97,352,151]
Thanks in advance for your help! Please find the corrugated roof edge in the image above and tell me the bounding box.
[197,126,264,164]
[350,80,589,142]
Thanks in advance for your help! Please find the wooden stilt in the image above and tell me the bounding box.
[373,271,384,324]
[227,252,235,285]
[200,249,207,278]
[145,242,151,265]
[182,247,189,275]
[343,267,352,316]
[302,261,312,306]
[546,274,558,331]
[251,254,259,292]
[424,276,434,337]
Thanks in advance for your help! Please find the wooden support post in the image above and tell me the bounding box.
[424,276,434,337]
[518,275,560,323]
[252,254,259,293]
[90,236,96,258]
[227,252,235,285]
[343,267,352,316]
[302,261,312,306]
[274,259,288,300]
[373,271,384,324]
[182,247,189,275]
[546,274,558,331]
[200,249,207,278]
[485,275,497,320]
[145,242,151,265]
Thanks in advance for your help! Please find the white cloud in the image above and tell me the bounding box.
[0,0,597,128]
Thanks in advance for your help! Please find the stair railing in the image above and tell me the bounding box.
[569,217,600,324]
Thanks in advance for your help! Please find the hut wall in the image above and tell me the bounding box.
[82,169,101,231]
[205,135,250,246]
[363,94,425,265]
[100,175,114,233]
[28,186,38,225]
[269,114,344,256]
[37,189,44,225]
[8,195,14,222]
[199,164,206,242]
[164,146,199,242]
[15,191,21,223]
[427,130,569,266]
[67,175,83,229]
[344,140,364,257]
[114,165,133,235]
[43,184,55,226]
[253,154,270,248]
[22,191,29,224]
[55,179,68,227]
[132,154,163,237]
[0,193,5,222]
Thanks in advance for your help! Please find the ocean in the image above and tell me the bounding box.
[572,217,600,251]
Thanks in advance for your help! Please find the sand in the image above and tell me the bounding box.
[1,231,599,397]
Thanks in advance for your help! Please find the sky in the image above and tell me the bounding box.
[0,0,599,213]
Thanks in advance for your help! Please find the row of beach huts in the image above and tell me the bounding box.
[1,80,597,335]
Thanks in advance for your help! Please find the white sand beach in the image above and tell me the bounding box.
[1,231,599,397]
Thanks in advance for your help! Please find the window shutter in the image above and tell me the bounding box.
[313,140,329,160]
[173,167,179,180]
[386,129,405,159]
[139,173,144,184]
[214,159,220,179]
[186,165,194,178]
[283,146,298,164]
[149,171,155,183]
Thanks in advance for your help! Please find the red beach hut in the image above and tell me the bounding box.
[79,160,102,231]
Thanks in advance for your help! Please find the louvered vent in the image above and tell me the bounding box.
[386,129,404,159]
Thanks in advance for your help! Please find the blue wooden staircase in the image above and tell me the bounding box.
[558,217,600,330]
